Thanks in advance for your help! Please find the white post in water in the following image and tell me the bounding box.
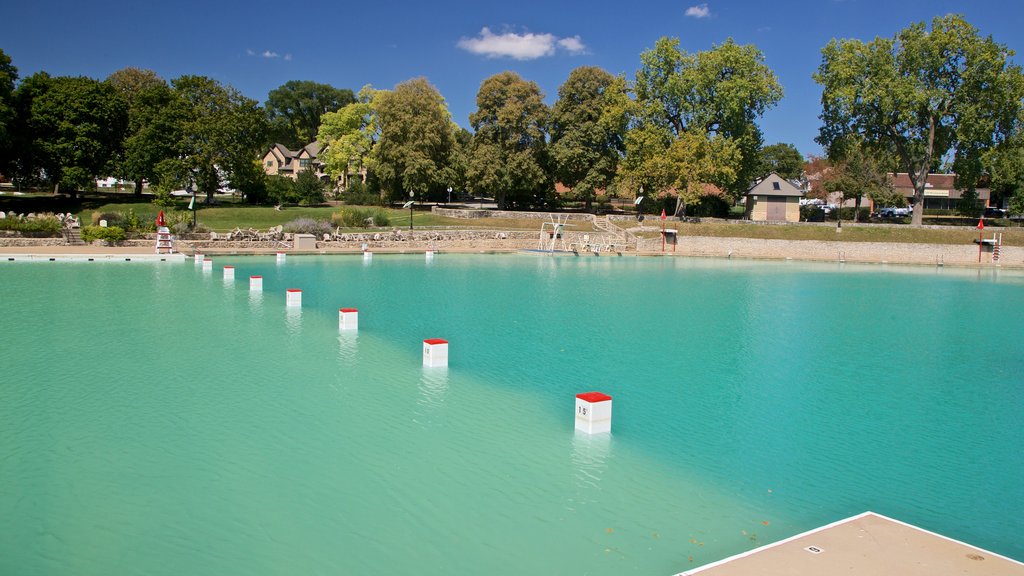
[194,252,204,266]
[422,338,448,367]
[249,275,263,291]
[276,252,286,263]
[575,392,613,434]
[202,258,212,272]
[425,250,435,261]
[286,289,302,307]
[363,250,373,262]
[339,308,359,331]
[223,266,235,282]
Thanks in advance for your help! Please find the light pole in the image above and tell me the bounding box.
[447,186,452,204]
[409,190,415,231]
[636,186,645,222]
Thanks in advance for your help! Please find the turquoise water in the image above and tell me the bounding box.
[1,255,1022,575]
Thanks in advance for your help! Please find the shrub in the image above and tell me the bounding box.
[282,218,332,236]
[0,215,63,237]
[151,189,177,208]
[332,208,390,228]
[81,225,127,244]
[91,211,122,226]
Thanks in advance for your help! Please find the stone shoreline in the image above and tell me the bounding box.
[2,230,1019,268]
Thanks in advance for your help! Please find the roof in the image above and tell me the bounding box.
[745,173,803,197]
[890,173,990,200]
[676,512,1024,576]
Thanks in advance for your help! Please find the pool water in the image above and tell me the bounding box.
[1,255,1022,575]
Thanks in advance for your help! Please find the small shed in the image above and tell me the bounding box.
[744,173,803,222]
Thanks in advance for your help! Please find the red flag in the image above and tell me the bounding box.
[977,218,984,230]
[660,208,666,221]
[157,210,165,226]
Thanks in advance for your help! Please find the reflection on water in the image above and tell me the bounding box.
[337,332,358,365]
[284,307,302,335]
[571,432,611,493]
[418,367,449,409]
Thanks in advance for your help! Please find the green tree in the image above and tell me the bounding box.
[468,71,551,209]
[815,14,1024,225]
[0,49,17,176]
[294,168,326,205]
[107,68,173,195]
[266,80,355,148]
[368,78,456,202]
[756,143,804,181]
[630,37,783,199]
[984,132,1024,218]
[550,66,627,211]
[13,74,127,196]
[822,139,892,221]
[170,76,268,202]
[318,86,379,192]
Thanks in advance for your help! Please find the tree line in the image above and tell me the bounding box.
[1,13,1021,223]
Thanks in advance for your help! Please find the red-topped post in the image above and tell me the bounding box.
[575,392,613,434]
[423,338,448,367]
[339,308,359,331]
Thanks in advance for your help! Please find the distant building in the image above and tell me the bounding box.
[890,173,990,210]
[744,173,803,222]
[261,142,325,181]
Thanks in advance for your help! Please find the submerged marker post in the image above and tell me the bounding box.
[339,308,358,331]
[286,289,302,307]
[249,275,263,291]
[575,392,613,434]
[423,338,448,367]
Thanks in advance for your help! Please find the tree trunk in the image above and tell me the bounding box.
[206,189,215,204]
[911,184,925,226]
[134,179,144,196]
[854,194,862,222]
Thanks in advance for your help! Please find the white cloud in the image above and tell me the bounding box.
[557,36,587,55]
[458,27,587,60]
[246,49,255,56]
[246,49,289,60]
[685,3,711,18]
[261,50,280,59]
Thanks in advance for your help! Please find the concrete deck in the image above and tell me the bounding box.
[676,512,1024,576]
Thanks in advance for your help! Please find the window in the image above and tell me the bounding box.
[299,159,311,168]
[265,160,273,167]
[772,182,781,190]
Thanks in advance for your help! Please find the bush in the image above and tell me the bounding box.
[81,225,127,244]
[341,181,384,207]
[294,170,326,206]
[151,189,177,209]
[0,214,62,237]
[332,207,390,228]
[91,211,122,226]
[282,218,332,236]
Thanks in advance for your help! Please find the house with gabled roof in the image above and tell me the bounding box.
[261,142,325,180]
[744,173,803,222]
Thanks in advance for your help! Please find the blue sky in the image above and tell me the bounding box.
[3,0,1021,156]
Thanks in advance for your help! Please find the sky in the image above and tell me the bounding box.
[3,0,1022,157]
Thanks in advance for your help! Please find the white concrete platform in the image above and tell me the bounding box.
[1,253,187,262]
[675,511,1024,576]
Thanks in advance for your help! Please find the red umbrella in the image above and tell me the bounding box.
[157,210,165,227]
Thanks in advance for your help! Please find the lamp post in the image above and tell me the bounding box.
[409,190,415,231]
[188,185,196,228]
[636,186,645,222]
[447,186,452,204]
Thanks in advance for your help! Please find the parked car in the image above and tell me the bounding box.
[878,206,912,218]
[984,207,1007,218]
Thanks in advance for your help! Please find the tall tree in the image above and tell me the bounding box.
[13,74,127,196]
[169,76,268,202]
[550,66,627,211]
[627,37,783,201]
[266,80,355,148]
[815,14,1024,225]
[0,49,17,176]
[984,130,1024,216]
[107,67,170,195]
[318,86,379,191]
[468,71,551,209]
[756,143,804,181]
[367,78,456,202]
